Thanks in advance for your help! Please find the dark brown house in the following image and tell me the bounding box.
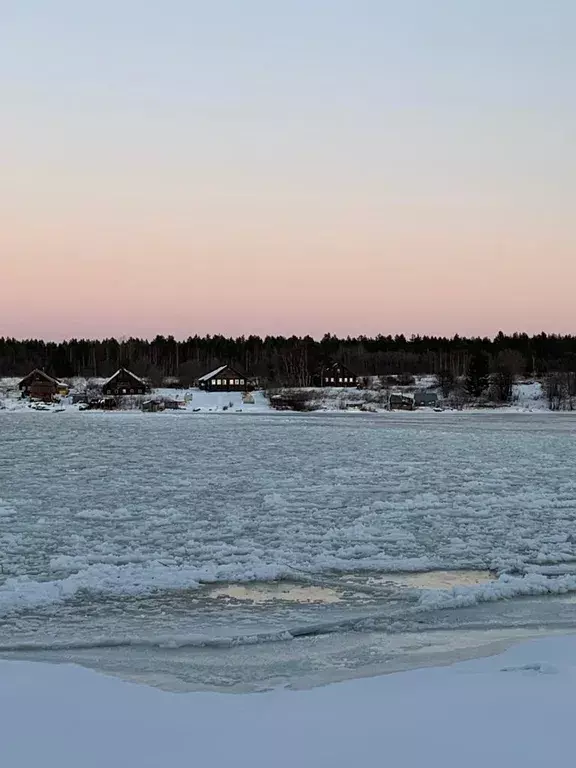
[197,365,254,392]
[313,361,358,388]
[18,369,66,402]
[102,368,149,396]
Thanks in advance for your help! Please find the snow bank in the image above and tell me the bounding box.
[3,633,576,767]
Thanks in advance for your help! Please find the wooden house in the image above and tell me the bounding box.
[102,368,149,396]
[18,369,67,402]
[197,364,253,392]
[314,361,358,388]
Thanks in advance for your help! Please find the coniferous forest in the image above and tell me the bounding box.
[1,332,576,387]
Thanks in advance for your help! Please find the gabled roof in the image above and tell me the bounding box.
[198,365,227,382]
[18,369,62,387]
[198,364,247,382]
[319,360,356,375]
[102,368,147,387]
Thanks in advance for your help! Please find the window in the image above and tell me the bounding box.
[240,379,245,385]
[216,379,221,386]
[235,379,240,385]
[338,378,343,383]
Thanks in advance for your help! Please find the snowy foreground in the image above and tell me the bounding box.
[4,634,576,767]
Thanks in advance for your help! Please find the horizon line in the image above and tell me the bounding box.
[1,330,572,345]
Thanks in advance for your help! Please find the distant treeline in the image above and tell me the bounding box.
[2,332,576,386]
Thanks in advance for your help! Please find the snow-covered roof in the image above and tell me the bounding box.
[197,365,228,382]
[102,368,147,387]
[19,369,65,387]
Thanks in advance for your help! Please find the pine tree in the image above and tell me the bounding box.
[465,352,490,398]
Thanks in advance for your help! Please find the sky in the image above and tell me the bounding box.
[1,1,575,341]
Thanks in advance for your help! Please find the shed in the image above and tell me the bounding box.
[389,393,415,411]
[413,390,439,407]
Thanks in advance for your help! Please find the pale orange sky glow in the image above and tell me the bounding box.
[2,1,575,340]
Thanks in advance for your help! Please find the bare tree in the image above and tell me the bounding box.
[280,346,311,387]
[544,372,576,410]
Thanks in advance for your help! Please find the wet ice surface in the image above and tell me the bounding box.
[2,410,576,690]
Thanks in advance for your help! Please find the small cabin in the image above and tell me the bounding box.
[142,399,163,413]
[84,397,118,410]
[141,397,182,412]
[389,393,414,411]
[314,361,357,388]
[197,365,253,392]
[102,368,149,396]
[413,390,439,408]
[18,369,67,402]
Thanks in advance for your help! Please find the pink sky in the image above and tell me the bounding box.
[2,2,575,341]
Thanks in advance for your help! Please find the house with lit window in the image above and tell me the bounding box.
[102,368,149,396]
[197,364,255,392]
[313,360,358,388]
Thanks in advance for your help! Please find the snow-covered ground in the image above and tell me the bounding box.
[4,633,576,767]
[0,383,272,413]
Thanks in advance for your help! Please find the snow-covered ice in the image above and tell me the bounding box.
[3,633,576,767]
[3,410,576,689]
[2,410,576,598]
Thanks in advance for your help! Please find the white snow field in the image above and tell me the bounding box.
[3,634,576,768]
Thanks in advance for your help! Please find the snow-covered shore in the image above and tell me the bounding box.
[0,376,550,414]
[0,379,553,414]
[3,633,576,767]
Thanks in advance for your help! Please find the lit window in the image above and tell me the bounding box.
[240,379,245,385]
[235,379,240,385]
[216,379,221,385]
[338,378,343,383]
[343,377,348,383]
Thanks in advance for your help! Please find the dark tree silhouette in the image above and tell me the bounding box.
[465,352,490,398]
[436,369,455,398]
[1,332,575,385]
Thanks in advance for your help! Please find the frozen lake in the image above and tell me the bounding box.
[2,410,576,690]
